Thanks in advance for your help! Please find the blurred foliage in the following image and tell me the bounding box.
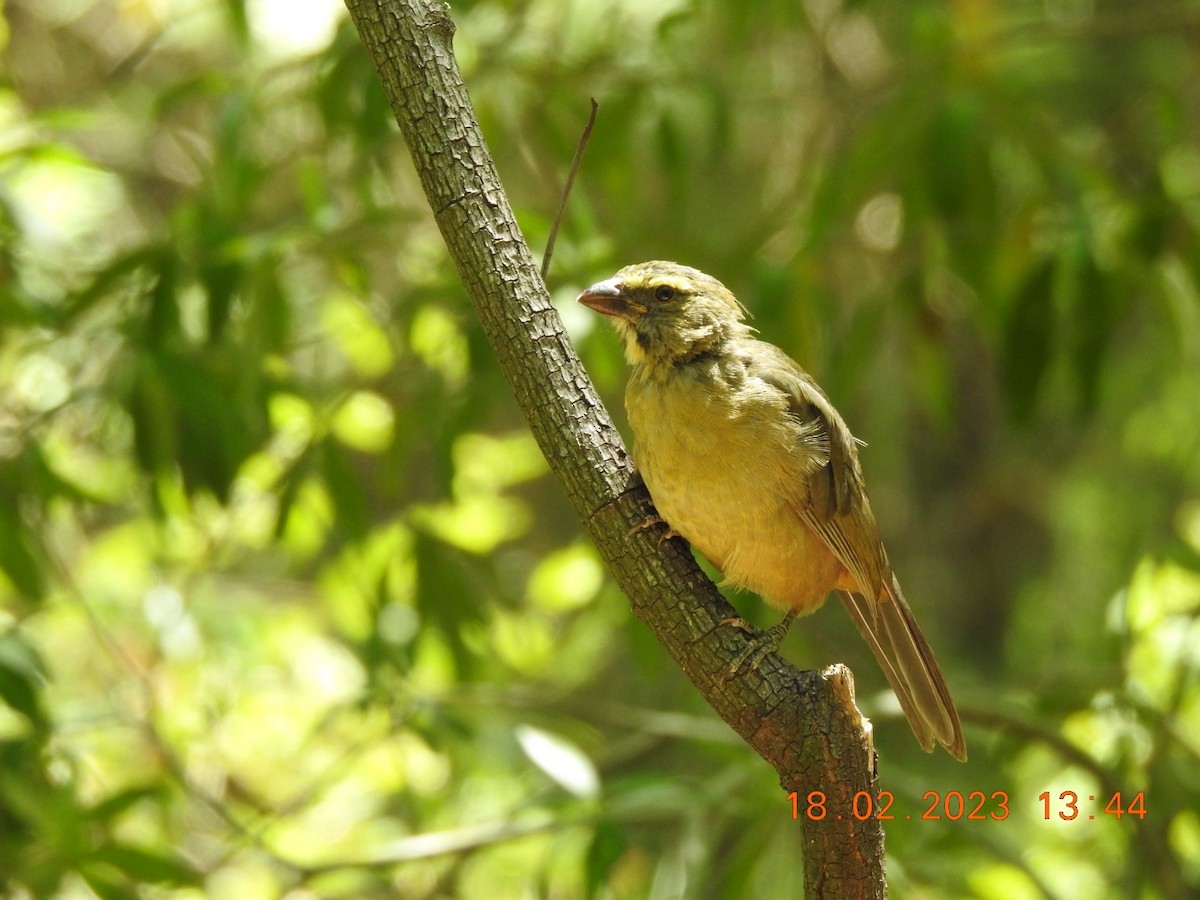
[1,0,1199,897]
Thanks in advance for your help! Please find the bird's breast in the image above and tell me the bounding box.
[626,361,842,612]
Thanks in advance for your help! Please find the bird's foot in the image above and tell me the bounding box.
[722,612,797,677]
[628,514,683,545]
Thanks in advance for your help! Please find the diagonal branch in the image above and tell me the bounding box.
[343,1,885,895]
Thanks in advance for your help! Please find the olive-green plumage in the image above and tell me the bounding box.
[579,261,966,760]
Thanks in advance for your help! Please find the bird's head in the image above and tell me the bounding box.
[577,261,750,373]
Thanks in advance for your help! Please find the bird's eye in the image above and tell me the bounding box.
[653,285,676,302]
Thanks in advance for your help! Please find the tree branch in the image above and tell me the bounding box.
[343,1,884,894]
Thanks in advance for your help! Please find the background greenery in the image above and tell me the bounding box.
[2,0,1199,896]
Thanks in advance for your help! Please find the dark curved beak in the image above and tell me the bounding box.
[577,279,647,318]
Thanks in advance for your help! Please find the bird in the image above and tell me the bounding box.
[578,260,966,760]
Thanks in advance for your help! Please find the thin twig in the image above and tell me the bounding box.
[540,98,598,281]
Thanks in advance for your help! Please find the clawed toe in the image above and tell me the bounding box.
[721,611,797,678]
[719,616,756,634]
[628,515,683,545]
[627,515,661,535]
[726,631,777,676]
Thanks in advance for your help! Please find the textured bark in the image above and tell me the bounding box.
[344,1,885,895]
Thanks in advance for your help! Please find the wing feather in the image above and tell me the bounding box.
[750,343,966,760]
[752,344,887,599]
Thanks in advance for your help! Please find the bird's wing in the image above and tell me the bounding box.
[751,343,889,601]
[754,344,967,759]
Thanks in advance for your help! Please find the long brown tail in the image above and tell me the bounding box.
[838,575,966,760]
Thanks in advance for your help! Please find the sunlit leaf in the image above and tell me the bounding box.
[515,724,600,798]
[331,390,395,454]
[526,543,603,612]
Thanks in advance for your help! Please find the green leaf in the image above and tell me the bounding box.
[320,438,370,539]
[0,632,47,730]
[1003,257,1057,423]
[125,345,270,501]
[90,843,198,886]
[1071,253,1120,415]
[59,245,169,327]
[145,259,181,346]
[413,529,485,674]
[0,492,45,601]
[202,261,241,343]
[585,819,628,898]
[923,94,997,281]
[84,786,164,825]
[77,872,137,900]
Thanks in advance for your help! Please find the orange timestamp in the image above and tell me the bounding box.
[788,790,1011,822]
[1039,790,1146,821]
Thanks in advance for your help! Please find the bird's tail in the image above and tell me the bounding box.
[838,576,966,761]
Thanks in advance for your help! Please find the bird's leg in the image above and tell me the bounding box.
[628,514,683,545]
[724,611,798,675]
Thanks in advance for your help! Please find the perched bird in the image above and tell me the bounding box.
[578,261,966,760]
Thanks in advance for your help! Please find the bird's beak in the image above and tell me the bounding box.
[577,279,647,319]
